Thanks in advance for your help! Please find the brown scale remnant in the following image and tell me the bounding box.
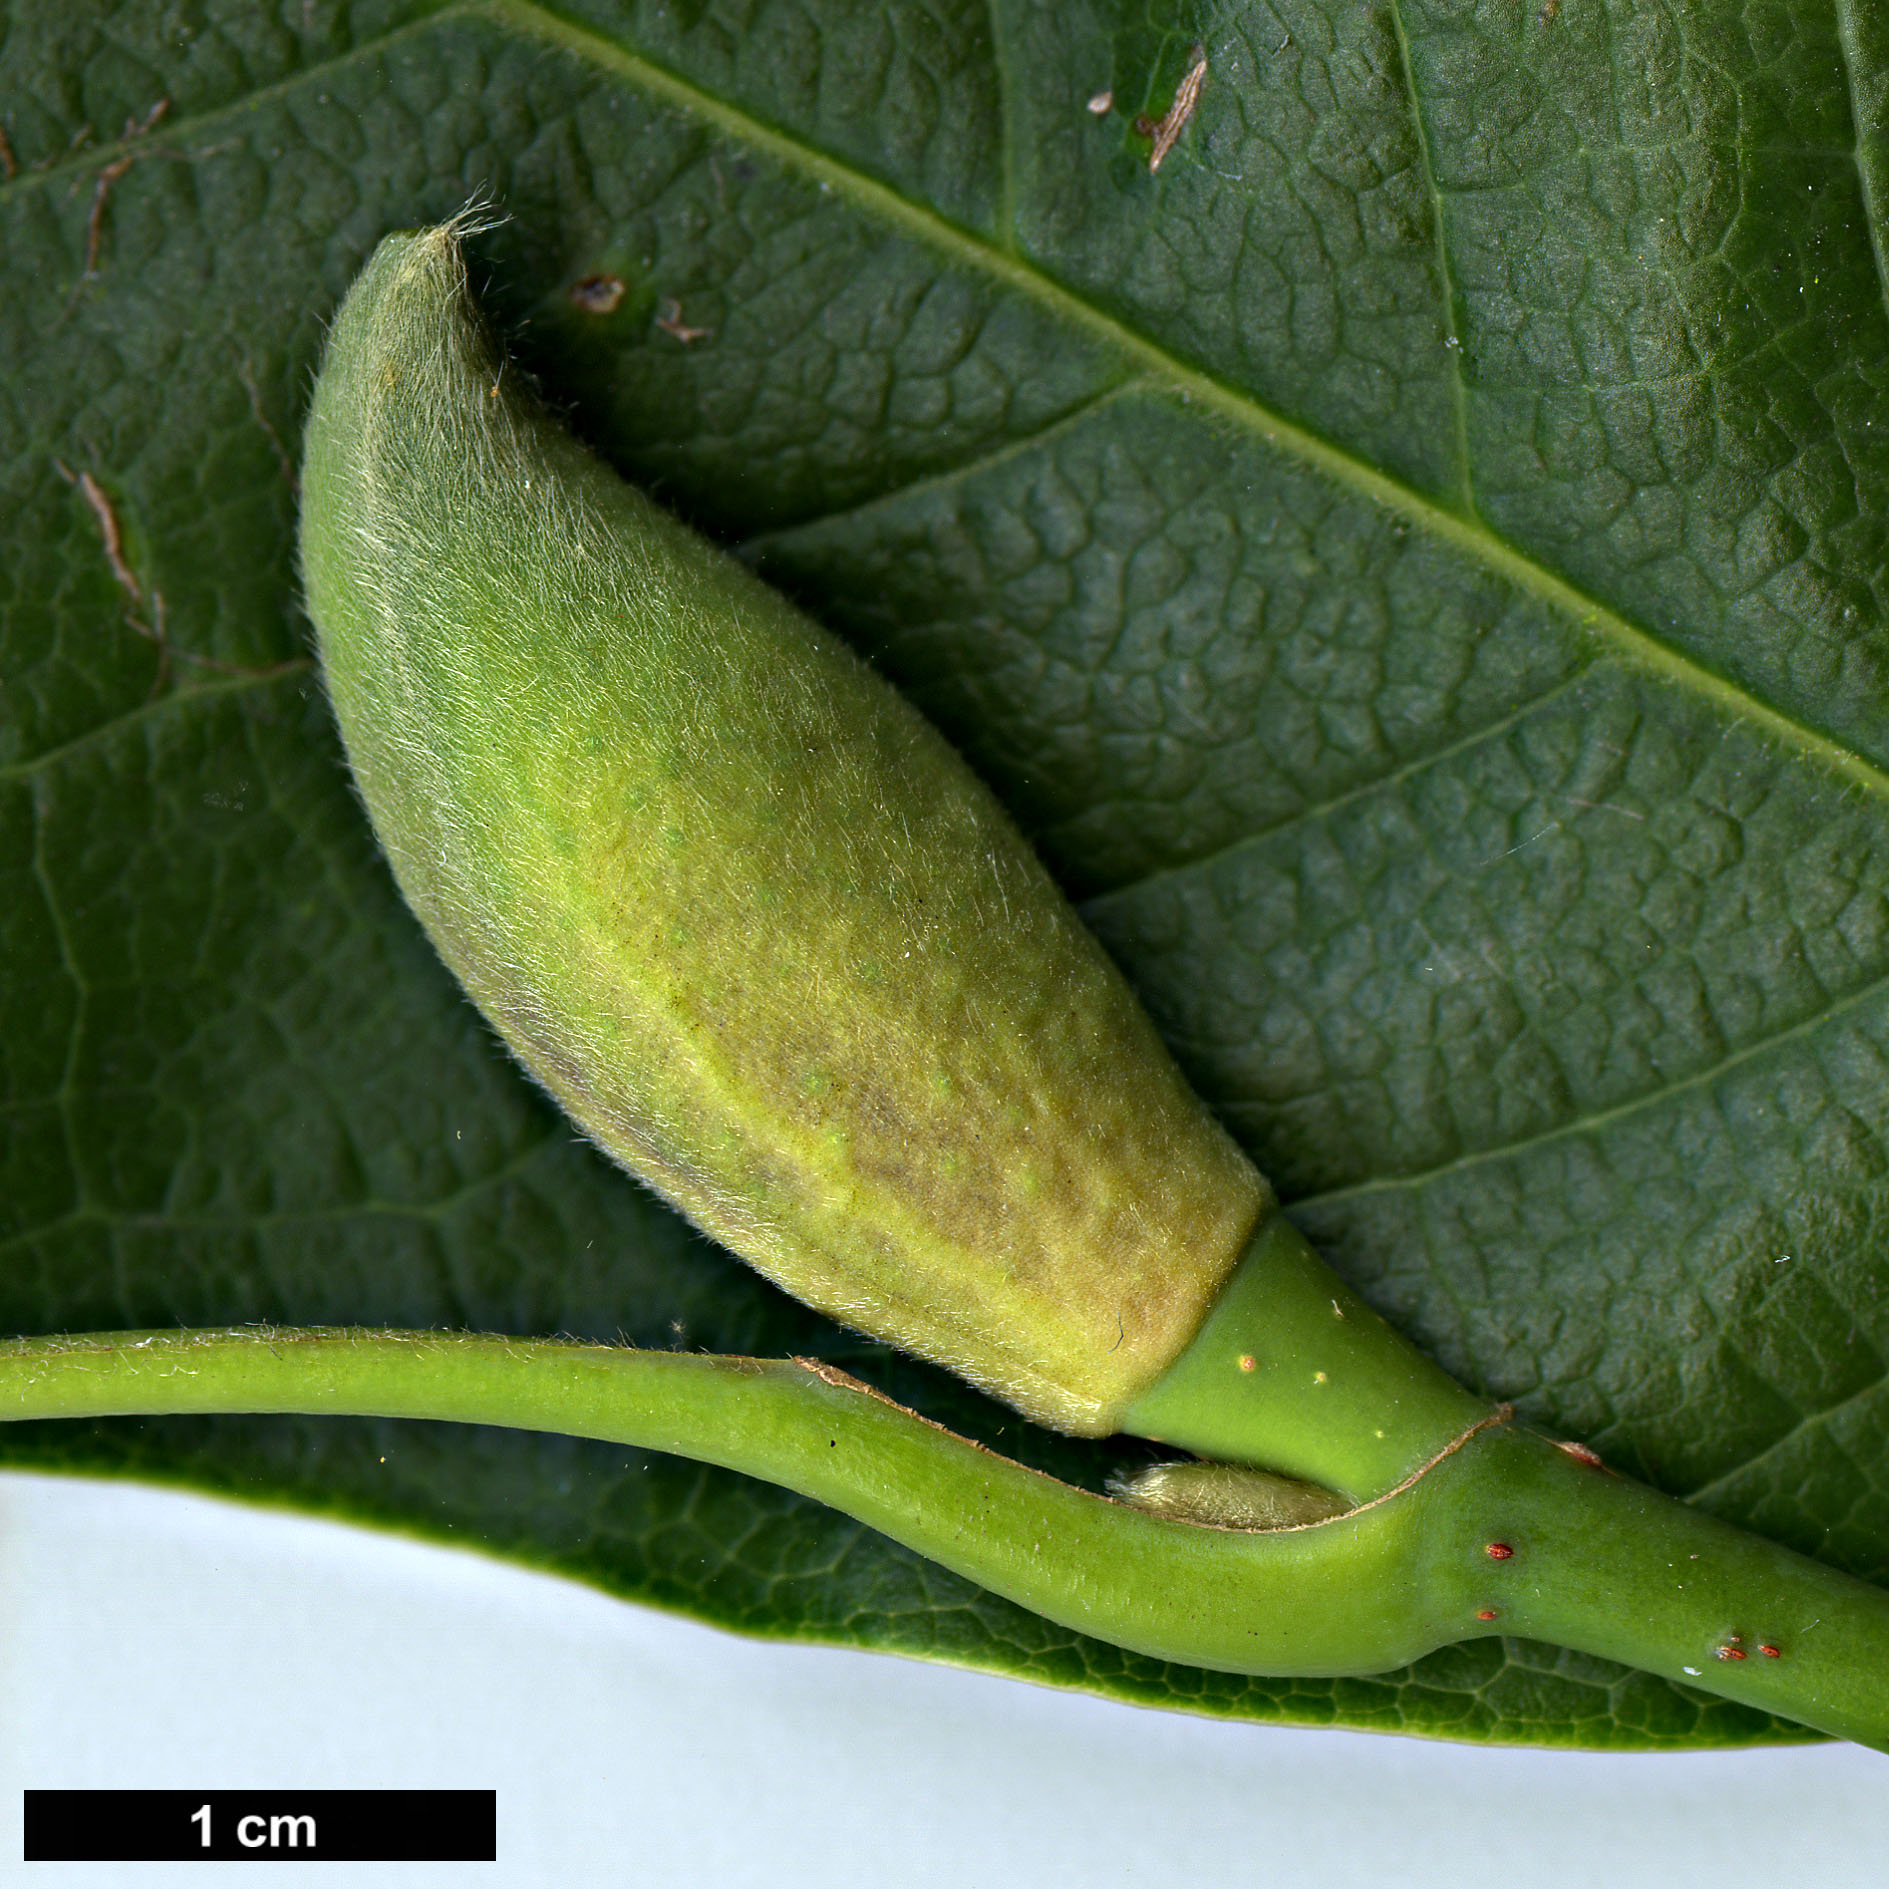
[654,296,712,344]
[1539,0,1560,21]
[0,122,16,180]
[84,158,135,277]
[56,460,141,601]
[1552,1438,1607,1468]
[1485,1540,1515,1560]
[1147,45,1208,172]
[79,98,171,280]
[56,458,176,694]
[1476,1608,1500,1621]
[56,457,302,694]
[570,274,627,315]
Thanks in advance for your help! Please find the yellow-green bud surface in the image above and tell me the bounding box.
[299,223,1268,1434]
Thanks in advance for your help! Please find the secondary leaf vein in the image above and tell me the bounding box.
[8,0,1885,811]
[1292,943,1889,1210]
[1831,0,1889,327]
[1686,1372,1889,1505]
[0,5,465,207]
[0,663,313,788]
[1079,664,1600,911]
[488,0,1889,810]
[1379,0,1476,518]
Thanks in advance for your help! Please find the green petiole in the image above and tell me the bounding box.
[4,1323,1884,1749]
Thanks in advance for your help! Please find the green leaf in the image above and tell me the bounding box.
[2,0,1883,1748]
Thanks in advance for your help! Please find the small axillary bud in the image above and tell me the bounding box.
[1111,1460,1351,1530]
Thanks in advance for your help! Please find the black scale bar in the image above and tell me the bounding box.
[24,1790,496,1862]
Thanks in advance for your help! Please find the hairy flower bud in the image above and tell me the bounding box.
[299,222,1268,1433]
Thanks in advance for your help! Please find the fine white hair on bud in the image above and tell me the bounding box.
[300,222,1270,1436]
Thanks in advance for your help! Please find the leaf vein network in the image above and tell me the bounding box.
[491,0,1889,809]
[13,2,1889,852]
[1293,949,1889,1210]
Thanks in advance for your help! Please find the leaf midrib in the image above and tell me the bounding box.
[509,0,1889,809]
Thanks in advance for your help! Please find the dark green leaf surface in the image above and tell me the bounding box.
[3,0,1885,1746]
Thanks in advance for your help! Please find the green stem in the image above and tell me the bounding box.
[1,1326,1884,1749]
[0,1327,1460,1675]
[1434,1425,1889,1751]
[1122,1213,1490,1502]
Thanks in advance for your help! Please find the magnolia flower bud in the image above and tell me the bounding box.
[299,222,1268,1434]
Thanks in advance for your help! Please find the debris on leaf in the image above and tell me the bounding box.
[55,460,140,601]
[570,274,627,315]
[1147,46,1207,172]
[654,296,712,343]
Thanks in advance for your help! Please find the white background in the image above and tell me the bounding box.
[0,1470,1881,1887]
